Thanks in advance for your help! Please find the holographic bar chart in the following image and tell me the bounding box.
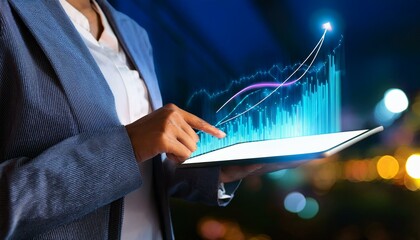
[188,25,342,157]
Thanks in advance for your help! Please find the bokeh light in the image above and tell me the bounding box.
[412,100,420,116]
[198,218,226,240]
[406,154,420,179]
[268,168,306,190]
[267,169,288,180]
[249,235,272,240]
[197,218,247,240]
[298,197,319,219]
[374,99,399,126]
[384,88,409,113]
[344,160,371,182]
[376,155,399,179]
[284,192,306,213]
[404,174,420,191]
[311,161,339,192]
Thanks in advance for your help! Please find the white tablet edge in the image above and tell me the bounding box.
[322,126,384,157]
[180,126,384,167]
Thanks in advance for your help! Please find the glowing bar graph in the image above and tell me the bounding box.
[188,41,342,157]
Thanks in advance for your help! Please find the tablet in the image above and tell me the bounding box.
[180,126,384,168]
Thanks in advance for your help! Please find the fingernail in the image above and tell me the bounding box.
[218,130,226,138]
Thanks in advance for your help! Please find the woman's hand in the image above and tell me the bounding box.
[125,103,225,163]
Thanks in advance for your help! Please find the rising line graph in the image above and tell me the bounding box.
[215,22,332,126]
[187,23,342,157]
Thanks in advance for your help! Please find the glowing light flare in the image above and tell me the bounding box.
[322,22,332,31]
[394,147,413,180]
[198,218,246,240]
[384,88,409,113]
[404,174,420,191]
[376,155,399,179]
[344,160,371,182]
[198,218,226,239]
[412,101,420,116]
[395,146,414,161]
[406,154,420,179]
[312,162,339,192]
[366,158,380,181]
[270,168,305,190]
[298,198,319,219]
[249,235,272,240]
[267,169,288,180]
[284,192,306,213]
[374,100,398,127]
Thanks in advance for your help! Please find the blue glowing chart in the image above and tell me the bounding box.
[187,23,343,157]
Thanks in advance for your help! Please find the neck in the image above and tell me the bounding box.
[66,0,92,12]
[65,0,103,40]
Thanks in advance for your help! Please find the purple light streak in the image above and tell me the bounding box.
[216,79,299,113]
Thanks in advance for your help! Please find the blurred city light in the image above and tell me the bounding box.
[404,174,420,191]
[311,161,339,192]
[304,148,420,191]
[270,168,306,190]
[412,97,420,116]
[374,88,409,126]
[198,218,226,240]
[374,99,399,126]
[267,169,288,180]
[284,192,306,213]
[344,159,371,182]
[384,88,409,113]
[249,235,272,240]
[298,197,319,219]
[376,155,399,179]
[406,154,420,179]
[197,218,246,240]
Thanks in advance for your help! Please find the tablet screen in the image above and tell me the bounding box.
[181,126,383,167]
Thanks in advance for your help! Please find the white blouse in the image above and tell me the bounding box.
[59,1,162,239]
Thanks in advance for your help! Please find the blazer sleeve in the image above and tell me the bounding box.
[0,5,145,238]
[109,14,242,207]
[107,11,242,207]
[0,126,142,239]
[162,157,240,207]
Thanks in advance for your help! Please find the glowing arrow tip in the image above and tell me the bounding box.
[322,22,332,31]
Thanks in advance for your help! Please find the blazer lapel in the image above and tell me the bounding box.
[97,0,163,110]
[8,0,169,238]
[9,0,120,132]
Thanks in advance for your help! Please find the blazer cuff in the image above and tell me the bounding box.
[217,180,241,206]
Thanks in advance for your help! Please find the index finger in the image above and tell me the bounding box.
[179,109,226,138]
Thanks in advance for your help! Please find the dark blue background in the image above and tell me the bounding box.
[109,0,420,118]
[108,1,420,239]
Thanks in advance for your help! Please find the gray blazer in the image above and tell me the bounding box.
[0,0,226,239]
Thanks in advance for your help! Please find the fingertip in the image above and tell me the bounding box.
[217,129,226,138]
[211,126,226,138]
